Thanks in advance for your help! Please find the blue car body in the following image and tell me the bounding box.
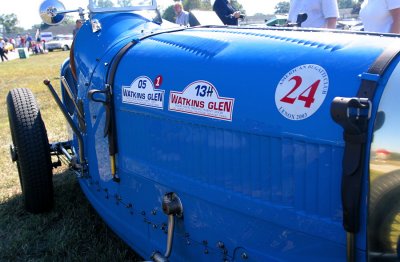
[53,9,400,262]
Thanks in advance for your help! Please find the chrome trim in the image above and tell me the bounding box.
[60,76,84,120]
[43,79,85,166]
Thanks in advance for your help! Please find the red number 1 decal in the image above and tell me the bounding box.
[280,76,320,108]
[155,75,163,88]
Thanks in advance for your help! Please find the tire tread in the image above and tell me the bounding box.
[7,88,53,213]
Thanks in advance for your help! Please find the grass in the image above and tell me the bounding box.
[0,51,140,261]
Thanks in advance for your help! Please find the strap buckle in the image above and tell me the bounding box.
[345,98,371,120]
[331,97,371,137]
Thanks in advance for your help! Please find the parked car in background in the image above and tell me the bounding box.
[337,19,364,31]
[46,34,73,51]
[265,15,288,26]
[40,32,53,42]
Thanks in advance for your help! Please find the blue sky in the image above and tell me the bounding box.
[2,0,288,29]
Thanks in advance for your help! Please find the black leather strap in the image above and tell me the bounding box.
[105,40,138,157]
[331,97,370,233]
[357,45,400,99]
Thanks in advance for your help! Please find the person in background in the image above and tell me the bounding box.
[73,20,83,38]
[213,0,241,26]
[360,0,400,34]
[26,34,32,51]
[288,0,339,29]
[20,35,26,48]
[42,39,47,51]
[15,35,21,48]
[174,2,189,26]
[34,29,44,54]
[0,38,8,62]
[10,38,16,49]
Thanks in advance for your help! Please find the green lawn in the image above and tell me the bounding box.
[0,51,139,261]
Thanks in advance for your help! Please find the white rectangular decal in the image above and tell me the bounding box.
[122,76,164,109]
[168,80,234,121]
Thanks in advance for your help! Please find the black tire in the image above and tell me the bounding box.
[7,88,53,213]
[62,45,69,51]
[369,170,400,253]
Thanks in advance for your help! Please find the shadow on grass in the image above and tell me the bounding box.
[0,169,141,261]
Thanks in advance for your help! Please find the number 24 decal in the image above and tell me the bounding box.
[280,76,321,108]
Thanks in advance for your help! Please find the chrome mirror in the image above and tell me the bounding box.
[39,0,66,25]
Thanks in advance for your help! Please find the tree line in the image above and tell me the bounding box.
[0,0,244,34]
[0,14,76,35]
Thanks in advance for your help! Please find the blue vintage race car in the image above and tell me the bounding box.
[6,0,400,261]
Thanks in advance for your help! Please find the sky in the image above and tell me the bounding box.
[2,0,288,29]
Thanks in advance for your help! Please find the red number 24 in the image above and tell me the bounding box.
[280,76,321,108]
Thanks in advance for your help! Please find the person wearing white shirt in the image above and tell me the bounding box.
[288,0,339,29]
[360,0,400,34]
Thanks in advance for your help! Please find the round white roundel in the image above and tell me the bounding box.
[275,64,329,121]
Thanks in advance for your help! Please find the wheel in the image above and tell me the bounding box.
[7,88,54,213]
[369,170,400,253]
[49,49,53,52]
[62,45,69,51]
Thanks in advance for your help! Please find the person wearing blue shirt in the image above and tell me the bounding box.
[174,2,190,26]
[213,0,241,26]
